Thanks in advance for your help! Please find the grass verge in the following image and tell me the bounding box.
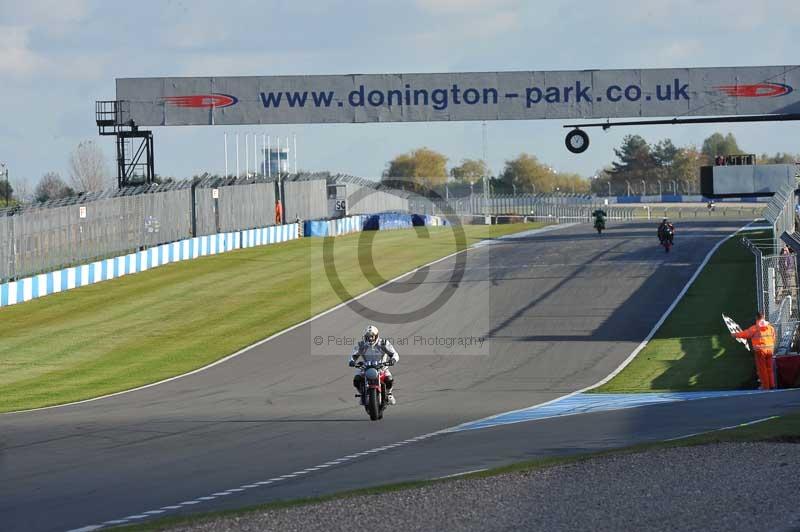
[0,223,541,413]
[116,407,800,531]
[593,229,770,393]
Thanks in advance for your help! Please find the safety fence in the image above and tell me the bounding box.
[742,182,800,367]
[763,183,796,254]
[0,177,329,283]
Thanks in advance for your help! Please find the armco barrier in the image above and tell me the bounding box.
[0,223,299,309]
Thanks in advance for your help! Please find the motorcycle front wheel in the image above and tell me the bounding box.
[367,388,380,421]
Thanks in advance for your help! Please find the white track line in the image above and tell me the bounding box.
[664,415,779,441]
[10,223,574,417]
[69,427,452,531]
[434,468,488,480]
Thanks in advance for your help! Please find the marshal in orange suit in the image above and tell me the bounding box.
[733,312,776,390]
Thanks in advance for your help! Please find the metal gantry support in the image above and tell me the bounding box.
[96,101,155,188]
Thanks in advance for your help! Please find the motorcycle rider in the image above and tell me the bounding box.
[592,208,607,233]
[658,217,675,245]
[349,325,399,405]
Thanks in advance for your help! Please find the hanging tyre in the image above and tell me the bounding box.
[565,129,589,154]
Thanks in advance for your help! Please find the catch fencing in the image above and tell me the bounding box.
[0,176,328,283]
[744,182,800,356]
[763,183,796,254]
[408,194,636,222]
[759,253,800,356]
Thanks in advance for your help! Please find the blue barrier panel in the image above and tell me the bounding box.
[304,220,331,237]
[616,196,641,204]
[372,212,413,230]
[412,214,426,226]
[364,215,380,230]
[661,194,682,202]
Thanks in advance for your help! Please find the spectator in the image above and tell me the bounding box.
[275,199,283,225]
[732,312,776,390]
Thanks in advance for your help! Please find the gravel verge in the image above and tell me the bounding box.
[158,442,800,532]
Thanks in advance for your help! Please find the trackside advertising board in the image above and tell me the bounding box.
[116,66,800,126]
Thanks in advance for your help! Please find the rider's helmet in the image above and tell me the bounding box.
[662,217,668,223]
[363,325,379,346]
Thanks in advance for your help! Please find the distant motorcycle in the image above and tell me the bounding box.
[354,360,390,421]
[659,228,674,253]
[592,209,607,235]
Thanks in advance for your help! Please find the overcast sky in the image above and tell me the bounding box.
[1,0,798,190]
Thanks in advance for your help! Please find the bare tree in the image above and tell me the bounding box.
[35,172,74,203]
[69,141,111,192]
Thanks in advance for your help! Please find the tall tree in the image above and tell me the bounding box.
[450,159,489,183]
[652,139,679,168]
[610,135,653,177]
[69,140,111,192]
[701,132,743,161]
[499,153,553,193]
[383,147,448,188]
[670,146,704,194]
[608,135,655,194]
[554,172,591,194]
[35,172,74,203]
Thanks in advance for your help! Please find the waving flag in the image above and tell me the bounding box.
[723,314,750,351]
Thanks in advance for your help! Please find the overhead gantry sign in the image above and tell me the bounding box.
[99,66,800,184]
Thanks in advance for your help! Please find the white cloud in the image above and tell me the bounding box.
[0,26,47,78]
[0,24,110,81]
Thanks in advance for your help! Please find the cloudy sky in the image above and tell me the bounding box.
[1,0,798,191]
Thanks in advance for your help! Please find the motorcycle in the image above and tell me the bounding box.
[592,210,607,235]
[355,360,390,421]
[659,229,674,253]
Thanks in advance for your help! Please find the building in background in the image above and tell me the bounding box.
[263,147,290,176]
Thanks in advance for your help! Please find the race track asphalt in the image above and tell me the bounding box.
[0,219,787,532]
